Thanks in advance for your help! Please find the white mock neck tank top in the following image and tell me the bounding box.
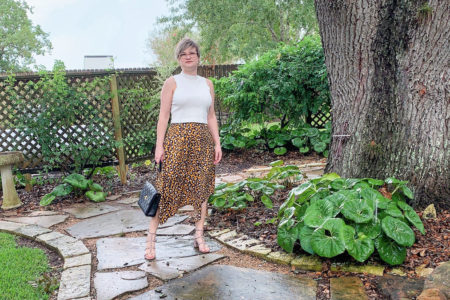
[171,71,212,124]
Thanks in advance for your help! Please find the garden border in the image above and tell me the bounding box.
[0,220,92,300]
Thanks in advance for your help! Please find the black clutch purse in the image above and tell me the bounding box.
[138,162,162,217]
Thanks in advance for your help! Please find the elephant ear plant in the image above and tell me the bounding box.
[40,173,107,206]
[277,174,425,265]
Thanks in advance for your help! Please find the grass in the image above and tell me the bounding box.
[0,232,53,299]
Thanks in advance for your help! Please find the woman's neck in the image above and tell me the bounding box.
[181,68,197,76]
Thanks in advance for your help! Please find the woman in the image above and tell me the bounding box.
[145,38,222,260]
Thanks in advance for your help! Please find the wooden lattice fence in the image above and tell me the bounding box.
[0,65,239,177]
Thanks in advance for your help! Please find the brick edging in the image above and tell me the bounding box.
[0,220,92,300]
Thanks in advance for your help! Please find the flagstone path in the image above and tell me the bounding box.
[0,161,447,299]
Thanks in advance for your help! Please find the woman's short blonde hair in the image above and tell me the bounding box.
[175,38,200,59]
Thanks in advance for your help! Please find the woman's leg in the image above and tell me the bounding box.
[194,200,210,253]
[145,209,160,260]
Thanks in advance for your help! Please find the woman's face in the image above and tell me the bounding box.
[178,46,199,70]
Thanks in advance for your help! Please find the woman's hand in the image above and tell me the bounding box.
[214,144,222,165]
[154,145,164,164]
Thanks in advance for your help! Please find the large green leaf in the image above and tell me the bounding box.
[313,142,327,153]
[85,191,107,202]
[341,198,374,223]
[323,193,346,209]
[40,193,56,206]
[274,147,287,155]
[381,216,415,247]
[261,194,273,209]
[375,234,407,265]
[360,187,389,210]
[88,183,103,192]
[291,137,305,148]
[248,182,264,191]
[299,225,315,254]
[401,186,414,199]
[343,225,374,262]
[63,173,89,190]
[396,201,425,234]
[214,197,227,207]
[310,218,346,258]
[304,199,336,228]
[51,183,73,197]
[278,194,295,218]
[277,222,301,253]
[385,202,403,218]
[355,220,381,239]
[288,182,315,204]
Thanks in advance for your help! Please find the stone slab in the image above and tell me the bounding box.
[13,224,51,238]
[117,196,139,204]
[225,236,260,251]
[208,228,230,237]
[266,251,295,265]
[63,203,119,219]
[158,214,188,228]
[66,209,150,239]
[178,205,194,212]
[245,244,272,257]
[377,274,424,300]
[96,236,221,270]
[220,174,245,183]
[330,277,368,300]
[291,255,322,272]
[40,235,90,259]
[417,288,447,300]
[4,214,68,228]
[28,211,60,216]
[424,261,450,298]
[58,265,91,300]
[129,265,317,300]
[157,224,195,236]
[64,253,92,269]
[0,220,26,232]
[94,271,148,300]
[36,231,72,243]
[106,194,121,201]
[215,230,238,242]
[139,253,225,280]
[331,263,384,276]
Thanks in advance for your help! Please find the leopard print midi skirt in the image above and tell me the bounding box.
[156,122,215,224]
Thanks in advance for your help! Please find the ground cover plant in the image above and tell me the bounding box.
[277,173,424,265]
[220,121,331,157]
[0,232,55,299]
[210,161,427,266]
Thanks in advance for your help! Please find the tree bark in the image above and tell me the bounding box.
[315,0,449,208]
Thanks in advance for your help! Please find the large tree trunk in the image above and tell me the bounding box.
[314,0,449,208]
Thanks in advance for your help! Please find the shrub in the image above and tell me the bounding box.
[213,34,330,130]
[277,174,425,265]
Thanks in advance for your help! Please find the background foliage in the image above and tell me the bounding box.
[0,0,52,72]
[157,0,317,63]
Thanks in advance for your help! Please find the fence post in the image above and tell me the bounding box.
[110,74,127,184]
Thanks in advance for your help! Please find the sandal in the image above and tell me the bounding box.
[144,232,156,260]
[193,229,210,253]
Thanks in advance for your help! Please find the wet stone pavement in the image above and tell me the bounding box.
[0,162,446,299]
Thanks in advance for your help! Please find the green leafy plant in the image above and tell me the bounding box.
[214,35,330,131]
[40,173,107,206]
[219,121,331,157]
[209,160,302,209]
[277,174,425,265]
[6,61,117,177]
